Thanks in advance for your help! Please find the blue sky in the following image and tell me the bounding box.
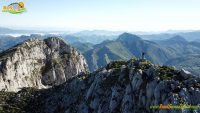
[0,0,200,31]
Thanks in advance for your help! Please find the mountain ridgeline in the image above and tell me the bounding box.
[84,33,173,71]
[1,32,200,75]
[0,37,88,92]
[165,54,200,75]
[81,33,200,75]
[1,59,200,113]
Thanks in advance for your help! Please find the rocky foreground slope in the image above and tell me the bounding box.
[0,37,88,92]
[1,59,200,113]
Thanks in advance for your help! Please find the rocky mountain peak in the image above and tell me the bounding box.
[1,59,200,113]
[0,37,88,92]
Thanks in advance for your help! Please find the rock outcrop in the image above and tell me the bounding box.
[1,59,200,113]
[0,37,88,92]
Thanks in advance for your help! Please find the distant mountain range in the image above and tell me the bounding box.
[72,30,119,44]
[0,34,44,51]
[165,54,200,75]
[79,33,200,75]
[0,27,39,34]
[1,27,200,75]
[2,27,200,43]
[83,33,173,71]
[139,31,200,41]
[71,42,94,53]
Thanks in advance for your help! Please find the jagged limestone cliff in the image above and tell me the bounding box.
[0,59,200,113]
[0,37,88,92]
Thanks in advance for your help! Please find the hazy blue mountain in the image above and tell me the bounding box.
[42,30,120,44]
[0,34,84,52]
[139,31,200,41]
[0,35,14,51]
[73,30,123,36]
[116,33,174,64]
[178,31,200,41]
[155,35,200,56]
[71,42,94,53]
[154,36,200,75]
[72,30,119,44]
[82,33,200,72]
[84,33,173,71]
[61,35,84,44]
[0,34,44,52]
[41,34,83,44]
[1,28,200,75]
[156,35,187,45]
[0,27,15,34]
[2,27,200,43]
[139,33,175,40]
[0,27,39,34]
[195,39,200,42]
[75,34,118,44]
[84,40,134,71]
[165,54,200,75]
[189,41,200,48]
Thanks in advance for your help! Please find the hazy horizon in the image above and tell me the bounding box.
[1,26,200,34]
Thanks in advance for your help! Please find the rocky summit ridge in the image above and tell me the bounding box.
[0,37,88,92]
[0,59,200,113]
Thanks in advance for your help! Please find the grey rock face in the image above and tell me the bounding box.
[180,69,192,79]
[0,37,88,92]
[8,59,199,113]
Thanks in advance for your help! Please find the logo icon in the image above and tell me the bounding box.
[2,2,26,14]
